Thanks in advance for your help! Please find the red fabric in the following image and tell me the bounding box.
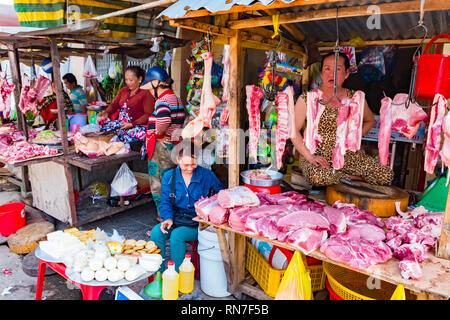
[106,87,155,126]
[40,100,58,123]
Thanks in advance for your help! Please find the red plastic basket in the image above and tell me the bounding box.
[414,34,450,100]
[325,278,343,300]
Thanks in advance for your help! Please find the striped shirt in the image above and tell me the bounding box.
[69,85,88,113]
[147,89,185,141]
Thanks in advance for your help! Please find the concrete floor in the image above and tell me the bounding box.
[0,190,238,300]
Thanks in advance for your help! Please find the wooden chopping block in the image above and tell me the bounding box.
[326,182,409,217]
[7,221,54,254]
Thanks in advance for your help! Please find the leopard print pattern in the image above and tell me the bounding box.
[299,89,394,186]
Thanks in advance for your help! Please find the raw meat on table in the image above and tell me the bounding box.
[385,216,414,236]
[194,194,227,222]
[1,141,58,163]
[345,223,386,242]
[217,186,260,208]
[246,85,264,160]
[276,211,330,232]
[256,191,307,206]
[182,52,221,139]
[209,206,230,225]
[399,259,423,280]
[322,206,346,235]
[286,228,328,254]
[424,94,447,174]
[320,234,392,270]
[393,243,426,263]
[414,211,444,229]
[332,200,384,228]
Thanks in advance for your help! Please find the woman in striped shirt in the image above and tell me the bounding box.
[141,66,186,221]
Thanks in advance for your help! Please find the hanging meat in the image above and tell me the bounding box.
[275,86,295,170]
[424,93,447,174]
[304,89,325,155]
[220,45,231,126]
[182,51,221,139]
[378,93,429,166]
[304,89,365,169]
[378,96,393,166]
[18,75,51,116]
[440,112,450,185]
[245,85,264,161]
[0,71,15,118]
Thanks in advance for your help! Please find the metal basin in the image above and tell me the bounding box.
[240,169,284,187]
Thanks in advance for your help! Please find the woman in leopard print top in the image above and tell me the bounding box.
[291,52,394,186]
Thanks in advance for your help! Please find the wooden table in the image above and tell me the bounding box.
[27,151,151,226]
[194,218,450,300]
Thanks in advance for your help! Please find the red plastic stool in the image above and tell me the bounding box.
[186,241,200,280]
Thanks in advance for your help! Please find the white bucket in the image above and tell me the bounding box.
[197,227,230,297]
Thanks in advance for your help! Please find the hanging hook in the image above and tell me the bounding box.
[318,7,342,106]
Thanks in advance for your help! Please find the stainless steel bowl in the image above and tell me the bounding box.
[240,169,284,187]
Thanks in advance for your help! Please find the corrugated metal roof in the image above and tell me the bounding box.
[157,0,296,19]
[157,0,449,43]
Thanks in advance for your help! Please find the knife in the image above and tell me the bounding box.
[339,178,387,196]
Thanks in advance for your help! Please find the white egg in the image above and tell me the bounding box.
[88,258,103,271]
[117,258,131,271]
[94,268,108,282]
[81,267,95,282]
[103,257,117,270]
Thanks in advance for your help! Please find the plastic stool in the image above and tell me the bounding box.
[186,241,200,280]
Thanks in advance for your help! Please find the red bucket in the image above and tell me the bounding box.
[0,202,26,236]
[414,34,450,100]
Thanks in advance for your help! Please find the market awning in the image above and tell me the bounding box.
[13,0,138,38]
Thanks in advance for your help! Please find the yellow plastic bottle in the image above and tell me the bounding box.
[162,260,179,300]
[179,253,195,294]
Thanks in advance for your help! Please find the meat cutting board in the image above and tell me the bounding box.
[325,182,410,217]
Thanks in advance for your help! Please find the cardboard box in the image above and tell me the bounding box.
[133,172,150,190]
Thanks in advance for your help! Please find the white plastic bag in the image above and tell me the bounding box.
[83,55,97,78]
[110,163,138,197]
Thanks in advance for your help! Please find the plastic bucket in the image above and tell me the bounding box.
[0,202,26,236]
[197,228,230,297]
[414,34,450,100]
[68,113,88,129]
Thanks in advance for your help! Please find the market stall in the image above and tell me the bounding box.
[157,0,450,300]
[0,15,188,226]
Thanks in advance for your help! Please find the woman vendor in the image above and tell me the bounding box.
[291,52,394,186]
[97,66,154,143]
[141,66,186,221]
[150,146,224,272]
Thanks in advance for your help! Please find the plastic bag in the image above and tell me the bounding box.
[83,55,97,78]
[108,63,117,80]
[110,163,138,197]
[390,284,406,300]
[275,251,312,300]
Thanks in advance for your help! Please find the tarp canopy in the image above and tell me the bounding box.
[13,0,137,38]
